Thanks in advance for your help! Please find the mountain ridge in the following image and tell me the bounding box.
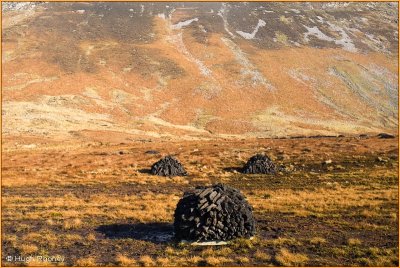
[2,2,398,144]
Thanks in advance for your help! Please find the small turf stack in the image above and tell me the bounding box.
[174,183,256,242]
[150,155,188,176]
[242,154,276,174]
[377,133,395,139]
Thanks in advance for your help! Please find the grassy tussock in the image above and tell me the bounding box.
[138,255,155,267]
[275,248,309,266]
[115,254,136,266]
[19,244,38,254]
[75,257,96,266]
[62,218,82,230]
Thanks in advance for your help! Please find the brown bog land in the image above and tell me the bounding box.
[2,136,398,266]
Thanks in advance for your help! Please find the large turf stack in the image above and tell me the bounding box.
[242,154,276,174]
[150,155,188,176]
[174,183,256,242]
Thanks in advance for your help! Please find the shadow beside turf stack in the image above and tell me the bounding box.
[174,183,256,243]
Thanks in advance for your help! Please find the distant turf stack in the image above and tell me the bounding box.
[174,183,256,242]
[242,154,276,174]
[150,155,188,176]
[377,133,395,139]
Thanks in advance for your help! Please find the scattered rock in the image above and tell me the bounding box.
[377,157,388,163]
[174,183,256,241]
[323,159,332,165]
[21,144,37,149]
[150,155,187,176]
[335,165,346,170]
[286,164,296,172]
[277,164,288,172]
[2,2,39,11]
[242,154,276,174]
[377,133,395,139]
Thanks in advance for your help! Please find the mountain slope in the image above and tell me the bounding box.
[2,2,398,143]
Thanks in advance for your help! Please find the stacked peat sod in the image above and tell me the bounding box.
[242,154,276,174]
[174,183,256,242]
[377,133,395,139]
[151,155,188,176]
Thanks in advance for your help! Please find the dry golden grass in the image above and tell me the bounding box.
[164,246,189,257]
[186,256,202,265]
[254,250,271,262]
[309,237,327,245]
[63,218,82,230]
[138,255,155,267]
[248,186,397,216]
[331,247,347,256]
[23,231,58,248]
[64,234,83,241]
[19,244,38,254]
[116,254,136,266]
[200,247,215,257]
[164,246,175,256]
[266,237,301,246]
[171,177,190,185]
[156,257,170,266]
[62,234,83,247]
[3,193,179,223]
[204,256,227,266]
[75,257,96,266]
[46,219,55,225]
[86,233,96,241]
[26,259,54,267]
[215,247,233,256]
[236,256,250,264]
[3,235,17,248]
[361,209,379,218]
[347,238,362,246]
[361,254,399,266]
[275,248,309,266]
[25,232,42,241]
[1,137,398,266]
[230,237,255,249]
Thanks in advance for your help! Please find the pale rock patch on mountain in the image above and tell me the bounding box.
[221,37,274,90]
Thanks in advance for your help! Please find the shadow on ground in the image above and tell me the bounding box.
[96,222,174,243]
[223,167,243,173]
[138,168,152,174]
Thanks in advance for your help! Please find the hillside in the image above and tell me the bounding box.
[2,2,398,144]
